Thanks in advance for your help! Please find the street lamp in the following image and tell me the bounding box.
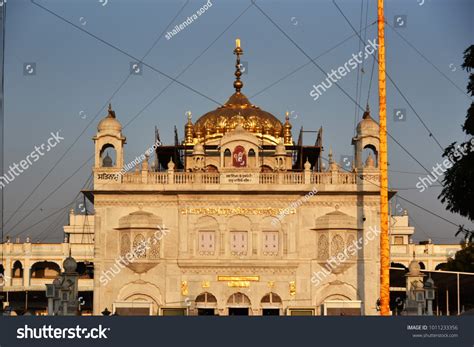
[424,274,436,316]
[414,284,425,316]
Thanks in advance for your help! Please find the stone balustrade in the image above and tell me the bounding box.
[98,170,379,188]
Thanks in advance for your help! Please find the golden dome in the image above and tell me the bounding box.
[187,40,289,145]
[193,92,283,143]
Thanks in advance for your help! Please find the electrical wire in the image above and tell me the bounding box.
[4,0,192,229]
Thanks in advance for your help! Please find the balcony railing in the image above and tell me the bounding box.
[107,170,378,186]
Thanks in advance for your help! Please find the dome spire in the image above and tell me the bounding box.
[107,103,116,119]
[283,111,292,144]
[233,38,244,93]
[363,103,371,119]
[185,111,194,144]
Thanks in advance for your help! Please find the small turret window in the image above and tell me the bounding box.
[100,144,116,168]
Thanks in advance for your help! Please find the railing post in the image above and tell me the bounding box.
[141,154,149,184]
[195,171,202,184]
[168,169,174,184]
[278,171,284,184]
[304,165,311,184]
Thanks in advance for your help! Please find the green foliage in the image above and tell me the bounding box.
[438,46,474,240]
[442,242,474,272]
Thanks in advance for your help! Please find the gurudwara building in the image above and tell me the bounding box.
[0,43,461,316]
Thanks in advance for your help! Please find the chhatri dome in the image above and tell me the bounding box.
[185,39,291,146]
[98,103,122,133]
[356,104,378,136]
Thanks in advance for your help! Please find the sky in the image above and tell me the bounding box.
[3,0,473,243]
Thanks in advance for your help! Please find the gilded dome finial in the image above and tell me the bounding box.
[283,111,292,144]
[233,38,244,93]
[185,111,194,144]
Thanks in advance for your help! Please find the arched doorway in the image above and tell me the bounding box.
[260,292,282,316]
[195,292,217,316]
[227,292,251,316]
[30,261,60,279]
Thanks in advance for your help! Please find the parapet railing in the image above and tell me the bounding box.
[115,170,378,185]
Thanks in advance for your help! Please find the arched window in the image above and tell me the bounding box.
[227,292,251,306]
[390,262,407,270]
[100,144,116,168]
[419,262,426,270]
[31,261,60,279]
[12,260,23,278]
[76,262,94,279]
[195,292,217,306]
[205,165,218,173]
[261,292,282,305]
[362,144,378,168]
[260,165,273,173]
[224,148,231,167]
[435,263,447,271]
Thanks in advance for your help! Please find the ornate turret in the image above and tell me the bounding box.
[93,103,126,171]
[274,138,287,171]
[352,104,380,170]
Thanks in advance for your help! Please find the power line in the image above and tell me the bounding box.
[4,1,192,231]
[18,0,468,242]
[8,3,254,238]
[8,154,92,237]
[321,153,471,239]
[249,21,376,99]
[386,22,472,100]
[252,0,440,182]
[30,0,221,106]
[332,0,445,152]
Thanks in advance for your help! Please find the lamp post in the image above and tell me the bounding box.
[424,274,436,316]
[414,286,425,316]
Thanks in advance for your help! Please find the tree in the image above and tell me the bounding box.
[438,45,474,241]
[440,242,474,273]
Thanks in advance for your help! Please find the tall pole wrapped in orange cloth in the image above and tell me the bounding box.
[377,0,390,315]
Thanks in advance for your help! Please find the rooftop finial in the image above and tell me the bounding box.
[107,103,116,118]
[233,38,244,93]
[363,104,371,119]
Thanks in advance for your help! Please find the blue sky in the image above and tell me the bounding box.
[4,0,474,242]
